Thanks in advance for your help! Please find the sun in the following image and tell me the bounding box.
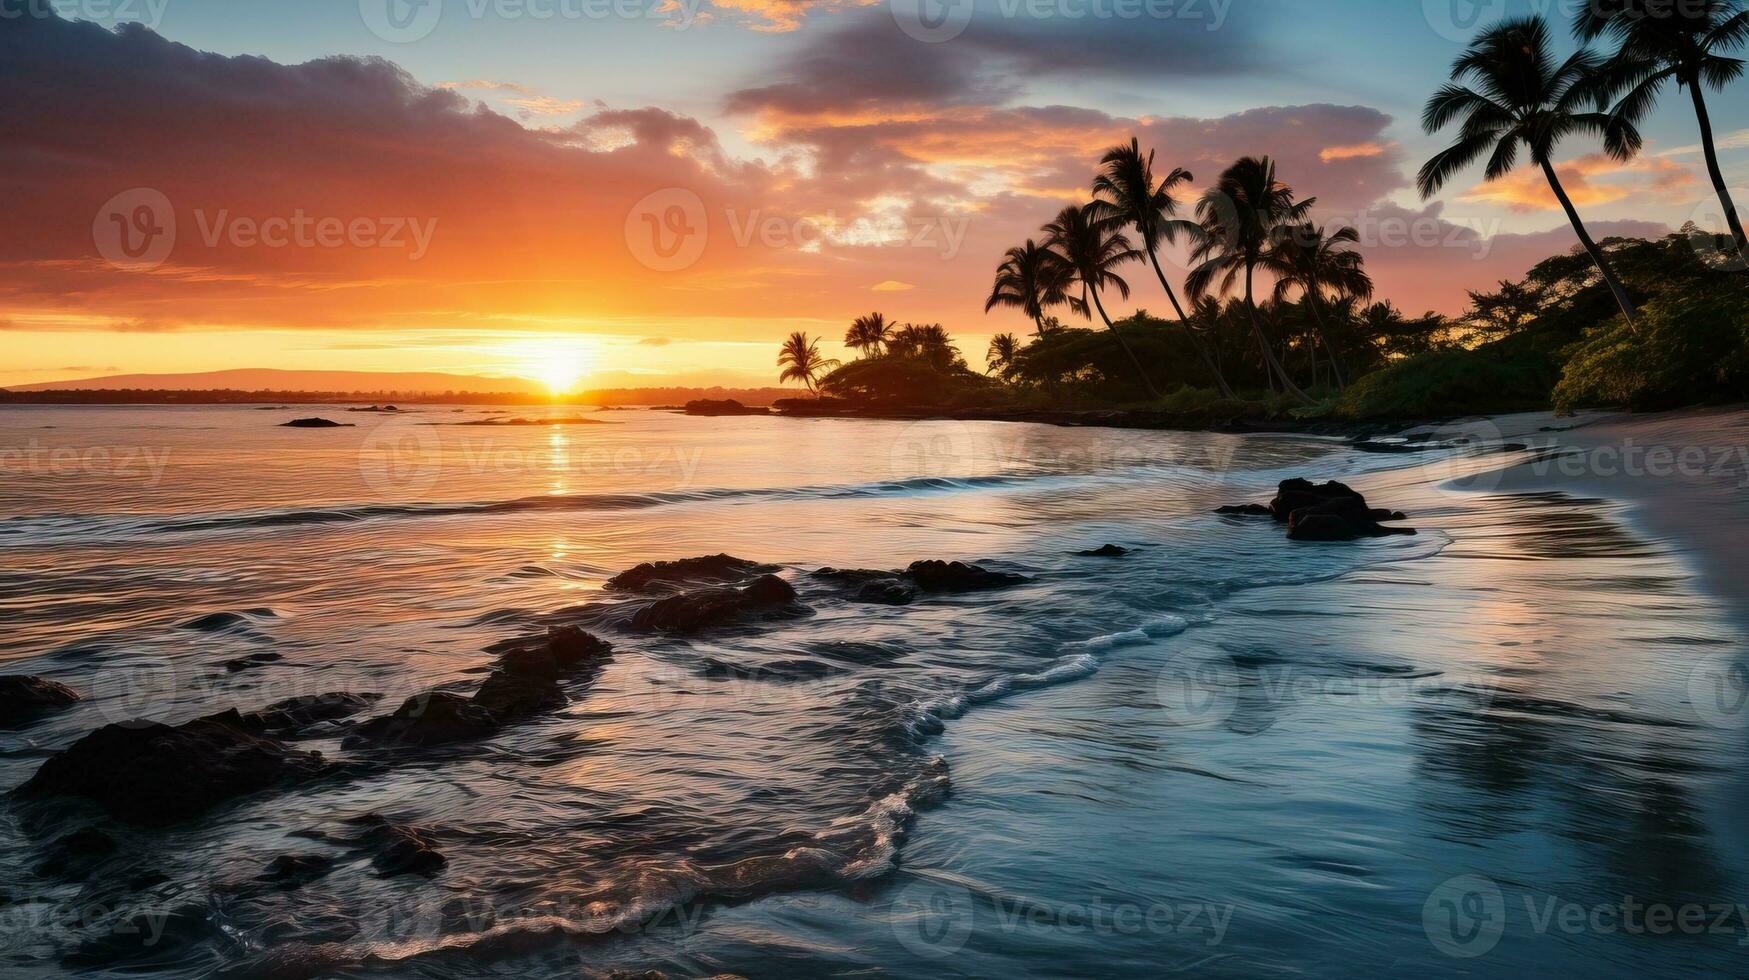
[507,339,594,396]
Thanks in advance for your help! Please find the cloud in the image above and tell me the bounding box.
[1459,153,1699,213]
[871,280,914,291]
[636,336,674,346]
[1658,128,1749,158]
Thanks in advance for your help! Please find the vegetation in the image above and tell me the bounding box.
[776,12,1746,423]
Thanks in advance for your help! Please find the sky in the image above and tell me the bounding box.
[1,0,1744,389]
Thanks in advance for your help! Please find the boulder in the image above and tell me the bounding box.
[349,817,446,877]
[345,691,500,748]
[259,854,337,888]
[16,710,329,825]
[471,669,564,719]
[0,675,81,727]
[630,574,809,634]
[1075,544,1131,558]
[240,692,381,736]
[280,418,352,428]
[683,399,769,416]
[35,826,117,879]
[903,560,1028,593]
[606,554,775,593]
[1220,479,1415,542]
[1214,504,1274,517]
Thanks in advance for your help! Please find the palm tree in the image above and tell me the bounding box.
[892,323,959,371]
[1090,138,1237,398]
[1420,16,1639,323]
[1575,0,1749,265]
[984,240,1085,336]
[845,313,895,357]
[776,331,837,392]
[986,333,1020,379]
[1271,223,1374,389]
[1041,204,1159,398]
[1186,156,1316,403]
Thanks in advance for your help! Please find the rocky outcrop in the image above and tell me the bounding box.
[240,692,381,737]
[815,560,1029,605]
[0,675,81,727]
[259,854,337,888]
[348,815,446,876]
[16,710,330,825]
[280,418,351,428]
[683,399,769,416]
[629,574,810,634]
[1219,479,1415,542]
[606,554,776,592]
[1075,544,1131,558]
[1214,503,1274,517]
[345,691,501,748]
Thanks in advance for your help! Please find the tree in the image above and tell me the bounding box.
[984,240,1086,336]
[1420,16,1640,323]
[891,323,961,371]
[776,332,838,392]
[1042,203,1159,398]
[986,333,1020,379]
[1464,279,1545,343]
[1576,0,1749,266]
[845,313,894,357]
[1271,223,1374,388]
[1089,137,1237,397]
[1186,156,1317,403]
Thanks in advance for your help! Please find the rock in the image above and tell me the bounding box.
[0,675,81,727]
[345,692,500,748]
[1274,479,1416,542]
[259,854,337,888]
[903,560,1028,593]
[1214,504,1274,517]
[17,710,329,825]
[36,826,117,879]
[224,651,284,673]
[1284,513,1363,542]
[1075,544,1131,558]
[280,418,352,428]
[350,817,446,877]
[630,574,809,634]
[471,669,564,719]
[240,692,381,736]
[683,399,769,416]
[606,554,775,593]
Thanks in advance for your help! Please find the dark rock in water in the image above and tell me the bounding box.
[349,816,446,877]
[903,560,1028,593]
[17,711,329,825]
[345,691,500,748]
[241,692,381,736]
[0,675,81,727]
[1219,479,1415,542]
[1214,504,1274,517]
[812,568,915,605]
[62,902,220,969]
[630,574,809,634]
[36,826,118,879]
[495,625,614,676]
[224,651,284,673]
[280,417,352,428]
[471,668,565,718]
[1076,544,1131,558]
[607,553,775,592]
[684,398,769,416]
[259,853,337,888]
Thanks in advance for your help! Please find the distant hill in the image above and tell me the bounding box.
[8,368,541,395]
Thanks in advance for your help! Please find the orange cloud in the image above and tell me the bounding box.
[1460,153,1699,213]
[1320,142,1391,161]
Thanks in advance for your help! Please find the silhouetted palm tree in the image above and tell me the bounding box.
[845,313,895,357]
[891,323,959,371]
[984,240,1085,336]
[1420,16,1640,322]
[986,333,1020,379]
[1042,204,1159,398]
[1090,137,1237,398]
[1272,223,1374,389]
[1575,0,1749,264]
[1186,156,1316,403]
[777,331,838,392]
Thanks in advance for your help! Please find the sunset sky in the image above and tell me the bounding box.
[2,0,1744,389]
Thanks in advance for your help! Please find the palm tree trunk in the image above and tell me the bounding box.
[1687,78,1749,267]
[1307,297,1347,389]
[1245,265,1313,404]
[1146,247,1236,398]
[1540,159,1637,323]
[1089,286,1161,399]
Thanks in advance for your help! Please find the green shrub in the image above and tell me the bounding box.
[1336,347,1559,419]
[1553,287,1749,412]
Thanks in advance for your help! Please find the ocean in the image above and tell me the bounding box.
[1,405,1744,978]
